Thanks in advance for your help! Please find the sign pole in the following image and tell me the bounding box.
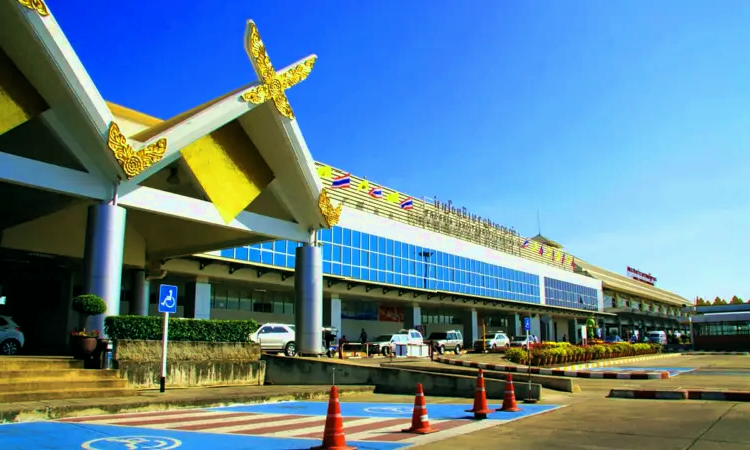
[524,316,537,404]
[160,312,169,393]
[157,283,178,394]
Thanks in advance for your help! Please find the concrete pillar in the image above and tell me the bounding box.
[529,315,541,338]
[295,243,323,356]
[568,318,578,344]
[540,315,552,341]
[83,203,126,337]
[462,309,479,348]
[508,313,519,337]
[325,295,342,335]
[404,304,421,330]
[132,270,150,316]
[185,279,211,319]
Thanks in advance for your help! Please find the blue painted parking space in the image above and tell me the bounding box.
[587,367,695,377]
[0,421,406,450]
[211,400,561,421]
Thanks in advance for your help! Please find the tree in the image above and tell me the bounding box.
[695,297,708,306]
[713,296,727,306]
[730,296,744,304]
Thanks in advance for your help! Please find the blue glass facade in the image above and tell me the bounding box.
[220,226,542,305]
[544,277,598,311]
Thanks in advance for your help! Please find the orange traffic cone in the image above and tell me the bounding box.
[311,386,356,450]
[402,383,436,434]
[499,373,522,412]
[466,368,496,419]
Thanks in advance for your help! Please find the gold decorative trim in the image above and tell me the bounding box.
[106,122,167,179]
[318,188,342,228]
[17,0,49,16]
[239,21,316,120]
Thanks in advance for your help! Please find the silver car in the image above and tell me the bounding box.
[0,316,25,355]
[427,330,464,355]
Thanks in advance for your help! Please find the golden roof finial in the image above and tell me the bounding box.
[239,20,317,120]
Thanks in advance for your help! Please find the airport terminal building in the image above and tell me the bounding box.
[0,2,692,355]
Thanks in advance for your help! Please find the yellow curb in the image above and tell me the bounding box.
[553,353,681,371]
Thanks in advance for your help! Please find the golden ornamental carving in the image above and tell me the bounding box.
[239,20,317,120]
[106,122,167,179]
[17,0,49,16]
[318,188,342,228]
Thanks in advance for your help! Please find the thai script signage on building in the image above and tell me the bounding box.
[422,197,521,255]
[627,266,657,286]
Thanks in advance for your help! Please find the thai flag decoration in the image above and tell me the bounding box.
[331,173,351,189]
[521,239,530,248]
[561,253,566,265]
[400,197,414,210]
[368,187,383,199]
[538,245,545,256]
[570,256,576,268]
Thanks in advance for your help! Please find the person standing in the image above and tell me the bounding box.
[359,328,368,344]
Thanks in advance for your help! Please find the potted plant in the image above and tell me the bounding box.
[70,294,107,360]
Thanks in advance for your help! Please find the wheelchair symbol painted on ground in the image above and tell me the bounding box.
[81,436,182,450]
[363,406,413,415]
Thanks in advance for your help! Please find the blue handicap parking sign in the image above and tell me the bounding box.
[524,317,531,331]
[158,284,178,314]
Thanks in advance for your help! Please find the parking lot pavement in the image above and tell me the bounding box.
[0,395,567,449]
[417,398,750,450]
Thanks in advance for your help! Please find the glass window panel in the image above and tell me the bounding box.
[273,292,285,314]
[377,271,385,283]
[352,249,361,266]
[323,261,331,273]
[226,289,239,310]
[378,254,386,270]
[369,235,378,251]
[239,290,252,311]
[323,243,332,261]
[408,245,416,260]
[321,228,332,242]
[387,239,394,255]
[378,237,386,253]
[273,253,285,267]
[386,272,394,284]
[249,248,261,262]
[386,256,394,271]
[332,245,342,262]
[352,267,361,279]
[342,247,351,264]
[342,228,351,246]
[394,242,402,257]
[286,256,295,268]
[361,234,370,250]
[394,258,402,273]
[332,263,342,275]
[235,247,248,261]
[352,231,361,248]
[274,241,286,253]
[261,251,273,265]
[333,227,343,244]
[342,265,351,277]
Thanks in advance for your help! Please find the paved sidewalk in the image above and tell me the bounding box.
[0,385,375,422]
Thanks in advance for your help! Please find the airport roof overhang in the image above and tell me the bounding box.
[575,259,690,307]
[184,253,616,320]
[0,2,333,259]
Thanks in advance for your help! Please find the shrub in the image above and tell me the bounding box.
[504,347,526,364]
[72,294,107,316]
[104,316,259,343]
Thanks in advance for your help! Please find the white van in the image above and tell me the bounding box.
[647,330,668,345]
[399,329,424,345]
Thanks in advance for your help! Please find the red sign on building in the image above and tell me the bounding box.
[627,266,657,286]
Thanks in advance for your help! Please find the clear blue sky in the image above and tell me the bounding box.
[48,0,749,302]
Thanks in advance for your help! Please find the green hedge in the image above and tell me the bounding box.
[104,316,259,342]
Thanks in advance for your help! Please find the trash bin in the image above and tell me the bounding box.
[100,340,113,369]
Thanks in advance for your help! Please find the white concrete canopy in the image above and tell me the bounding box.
[0,1,331,259]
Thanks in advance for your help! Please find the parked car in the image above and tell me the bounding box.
[605,335,623,343]
[0,316,24,355]
[647,330,668,345]
[399,328,424,345]
[248,323,296,356]
[370,333,410,356]
[474,331,510,352]
[427,330,464,355]
[509,335,535,350]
